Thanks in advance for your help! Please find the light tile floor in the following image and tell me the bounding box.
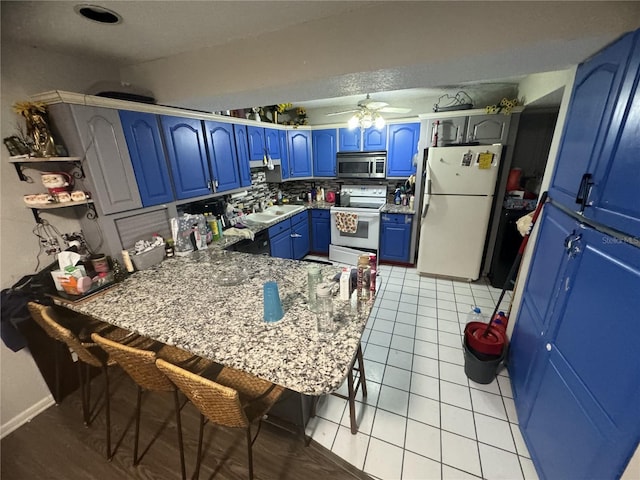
[305,264,538,480]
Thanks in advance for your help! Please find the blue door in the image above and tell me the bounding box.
[379,214,412,262]
[278,130,289,180]
[549,31,636,210]
[233,124,252,187]
[590,34,640,237]
[270,230,292,259]
[363,126,387,151]
[264,128,281,160]
[387,123,420,177]
[312,129,337,177]
[338,128,361,152]
[160,115,211,200]
[119,111,174,207]
[203,121,241,192]
[311,210,330,254]
[291,213,310,260]
[247,126,266,162]
[288,130,312,177]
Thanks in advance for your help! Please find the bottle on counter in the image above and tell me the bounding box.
[319,187,325,202]
[357,254,371,301]
[409,195,415,210]
[164,239,175,258]
[369,253,377,296]
[316,283,334,335]
[307,264,322,312]
[217,216,224,240]
[394,188,402,205]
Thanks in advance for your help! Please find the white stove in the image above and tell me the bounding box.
[330,185,386,258]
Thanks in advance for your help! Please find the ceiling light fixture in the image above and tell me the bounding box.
[348,108,386,130]
[74,4,122,24]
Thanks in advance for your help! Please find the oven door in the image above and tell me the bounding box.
[330,209,380,250]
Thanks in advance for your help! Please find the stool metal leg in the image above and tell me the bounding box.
[173,389,186,480]
[133,386,142,465]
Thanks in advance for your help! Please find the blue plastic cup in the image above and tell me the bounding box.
[263,281,284,322]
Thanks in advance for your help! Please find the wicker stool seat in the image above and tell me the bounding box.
[156,358,284,480]
[27,302,149,459]
[91,333,214,479]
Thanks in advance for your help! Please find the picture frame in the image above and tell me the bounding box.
[4,135,31,156]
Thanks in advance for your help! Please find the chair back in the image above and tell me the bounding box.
[91,333,174,392]
[156,358,250,428]
[27,302,105,368]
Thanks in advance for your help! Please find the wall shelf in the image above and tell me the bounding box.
[28,199,96,224]
[10,156,84,182]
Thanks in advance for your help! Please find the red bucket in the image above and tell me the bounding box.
[464,322,507,356]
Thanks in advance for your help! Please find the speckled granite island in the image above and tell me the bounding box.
[56,247,372,396]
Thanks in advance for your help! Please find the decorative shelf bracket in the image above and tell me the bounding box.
[29,201,97,224]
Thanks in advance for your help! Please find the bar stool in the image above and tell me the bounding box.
[27,302,148,459]
[156,358,284,480]
[91,333,214,479]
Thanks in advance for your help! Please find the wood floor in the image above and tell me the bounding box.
[2,368,371,480]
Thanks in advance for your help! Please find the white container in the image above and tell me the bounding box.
[340,268,351,301]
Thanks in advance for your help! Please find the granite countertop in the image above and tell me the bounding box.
[57,248,372,396]
[381,203,416,214]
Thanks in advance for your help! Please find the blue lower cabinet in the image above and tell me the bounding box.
[380,214,413,262]
[291,212,310,260]
[311,209,330,254]
[270,230,292,259]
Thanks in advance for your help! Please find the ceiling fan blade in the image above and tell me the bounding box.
[379,106,411,113]
[363,101,389,110]
[326,109,358,116]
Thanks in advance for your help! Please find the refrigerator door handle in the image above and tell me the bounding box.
[422,179,432,218]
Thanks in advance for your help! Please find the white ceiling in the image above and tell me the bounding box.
[2,1,638,116]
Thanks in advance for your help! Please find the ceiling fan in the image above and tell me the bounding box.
[326,94,411,117]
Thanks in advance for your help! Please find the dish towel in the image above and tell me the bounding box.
[335,212,359,234]
[223,227,255,241]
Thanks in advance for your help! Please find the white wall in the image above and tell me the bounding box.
[0,41,121,436]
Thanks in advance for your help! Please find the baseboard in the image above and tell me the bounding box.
[1,394,55,439]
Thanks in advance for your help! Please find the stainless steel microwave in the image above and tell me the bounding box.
[336,151,387,179]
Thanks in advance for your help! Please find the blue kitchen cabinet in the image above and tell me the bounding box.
[379,213,413,263]
[363,126,387,150]
[264,128,281,160]
[549,32,636,210]
[278,130,290,180]
[160,115,212,200]
[233,124,252,187]
[119,111,174,207]
[247,126,266,162]
[291,211,310,260]
[269,230,291,259]
[288,130,312,178]
[312,129,337,177]
[338,128,361,151]
[203,120,241,192]
[387,123,420,177]
[311,209,330,254]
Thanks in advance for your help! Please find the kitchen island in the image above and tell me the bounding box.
[55,246,372,396]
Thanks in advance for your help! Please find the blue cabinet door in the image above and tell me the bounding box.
[119,111,174,207]
[311,210,330,254]
[291,214,310,260]
[312,129,337,177]
[288,130,312,177]
[549,31,636,210]
[247,126,266,161]
[203,121,241,192]
[387,123,420,177]
[270,230,292,259]
[264,128,281,160]
[379,214,412,262]
[363,126,387,151]
[160,115,211,200]
[521,223,640,480]
[234,124,252,187]
[338,128,361,152]
[590,34,640,237]
[278,130,290,180]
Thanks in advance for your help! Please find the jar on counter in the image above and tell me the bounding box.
[316,283,334,335]
[307,264,322,312]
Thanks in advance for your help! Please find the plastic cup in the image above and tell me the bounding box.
[263,281,284,322]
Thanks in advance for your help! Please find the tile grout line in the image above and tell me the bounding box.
[435,280,445,480]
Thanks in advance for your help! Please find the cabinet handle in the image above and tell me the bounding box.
[214,179,219,188]
[290,233,302,238]
[575,173,593,213]
[546,343,552,352]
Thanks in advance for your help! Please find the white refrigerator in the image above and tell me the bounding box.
[417,145,502,281]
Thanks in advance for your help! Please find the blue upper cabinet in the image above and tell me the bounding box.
[278,130,290,180]
[549,31,636,210]
[264,128,281,160]
[338,128,361,151]
[247,126,266,161]
[312,129,337,177]
[363,126,387,151]
[119,111,174,207]
[160,115,212,200]
[288,130,312,178]
[233,124,252,187]
[203,120,241,193]
[387,123,420,177]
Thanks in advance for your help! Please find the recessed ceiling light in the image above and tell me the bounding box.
[74,4,122,24]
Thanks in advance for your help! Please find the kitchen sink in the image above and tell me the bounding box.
[243,205,305,225]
